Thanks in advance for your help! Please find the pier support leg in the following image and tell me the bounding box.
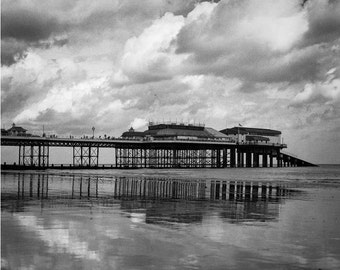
[277,157,282,167]
[210,149,216,168]
[246,152,252,167]
[222,148,227,168]
[263,153,268,168]
[277,151,282,167]
[230,148,236,168]
[253,153,259,167]
[237,151,243,168]
[73,146,99,167]
[19,145,49,167]
[269,154,273,167]
[217,149,221,168]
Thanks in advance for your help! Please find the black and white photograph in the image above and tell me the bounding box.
[1,0,340,269]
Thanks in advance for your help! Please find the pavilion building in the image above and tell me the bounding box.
[121,122,233,141]
[219,127,282,144]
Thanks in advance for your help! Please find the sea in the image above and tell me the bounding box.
[1,165,340,270]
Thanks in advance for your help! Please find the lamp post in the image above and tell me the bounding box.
[92,126,95,138]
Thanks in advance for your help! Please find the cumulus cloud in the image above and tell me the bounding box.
[111,1,222,86]
[176,0,313,82]
[130,118,148,130]
[114,12,186,84]
[291,68,340,106]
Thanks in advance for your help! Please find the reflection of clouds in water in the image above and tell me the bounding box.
[104,228,120,240]
[179,254,199,267]
[129,213,146,224]
[15,214,99,261]
[316,256,340,269]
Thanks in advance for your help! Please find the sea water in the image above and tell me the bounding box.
[1,165,340,270]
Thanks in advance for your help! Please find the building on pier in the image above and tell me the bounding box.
[121,127,145,139]
[220,127,282,144]
[5,123,28,136]
[122,122,233,141]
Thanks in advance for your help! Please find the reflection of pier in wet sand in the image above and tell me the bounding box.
[2,173,302,224]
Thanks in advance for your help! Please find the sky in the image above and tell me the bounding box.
[1,0,340,164]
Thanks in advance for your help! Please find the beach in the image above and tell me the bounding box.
[1,166,340,269]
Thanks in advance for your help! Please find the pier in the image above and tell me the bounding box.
[1,123,316,169]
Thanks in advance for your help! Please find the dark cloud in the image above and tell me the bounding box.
[1,37,69,66]
[1,2,69,66]
[301,0,340,46]
[1,39,28,66]
[1,9,61,42]
[301,0,309,7]
[0,79,48,119]
[1,34,69,67]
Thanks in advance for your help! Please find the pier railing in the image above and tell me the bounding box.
[1,135,288,147]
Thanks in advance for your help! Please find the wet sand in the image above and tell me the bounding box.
[1,166,340,269]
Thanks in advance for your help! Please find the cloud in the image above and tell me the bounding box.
[176,0,313,83]
[1,0,340,163]
[1,1,69,66]
[291,68,340,107]
[114,12,186,84]
[302,0,340,46]
[1,51,87,120]
[111,1,221,86]
[1,8,60,42]
[1,39,28,66]
[130,118,148,130]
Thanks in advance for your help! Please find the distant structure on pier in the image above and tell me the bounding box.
[122,122,231,141]
[1,123,28,137]
[219,127,282,144]
[121,122,282,144]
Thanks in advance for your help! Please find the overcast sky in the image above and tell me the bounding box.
[1,0,340,164]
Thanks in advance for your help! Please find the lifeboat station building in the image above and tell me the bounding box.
[219,127,282,145]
